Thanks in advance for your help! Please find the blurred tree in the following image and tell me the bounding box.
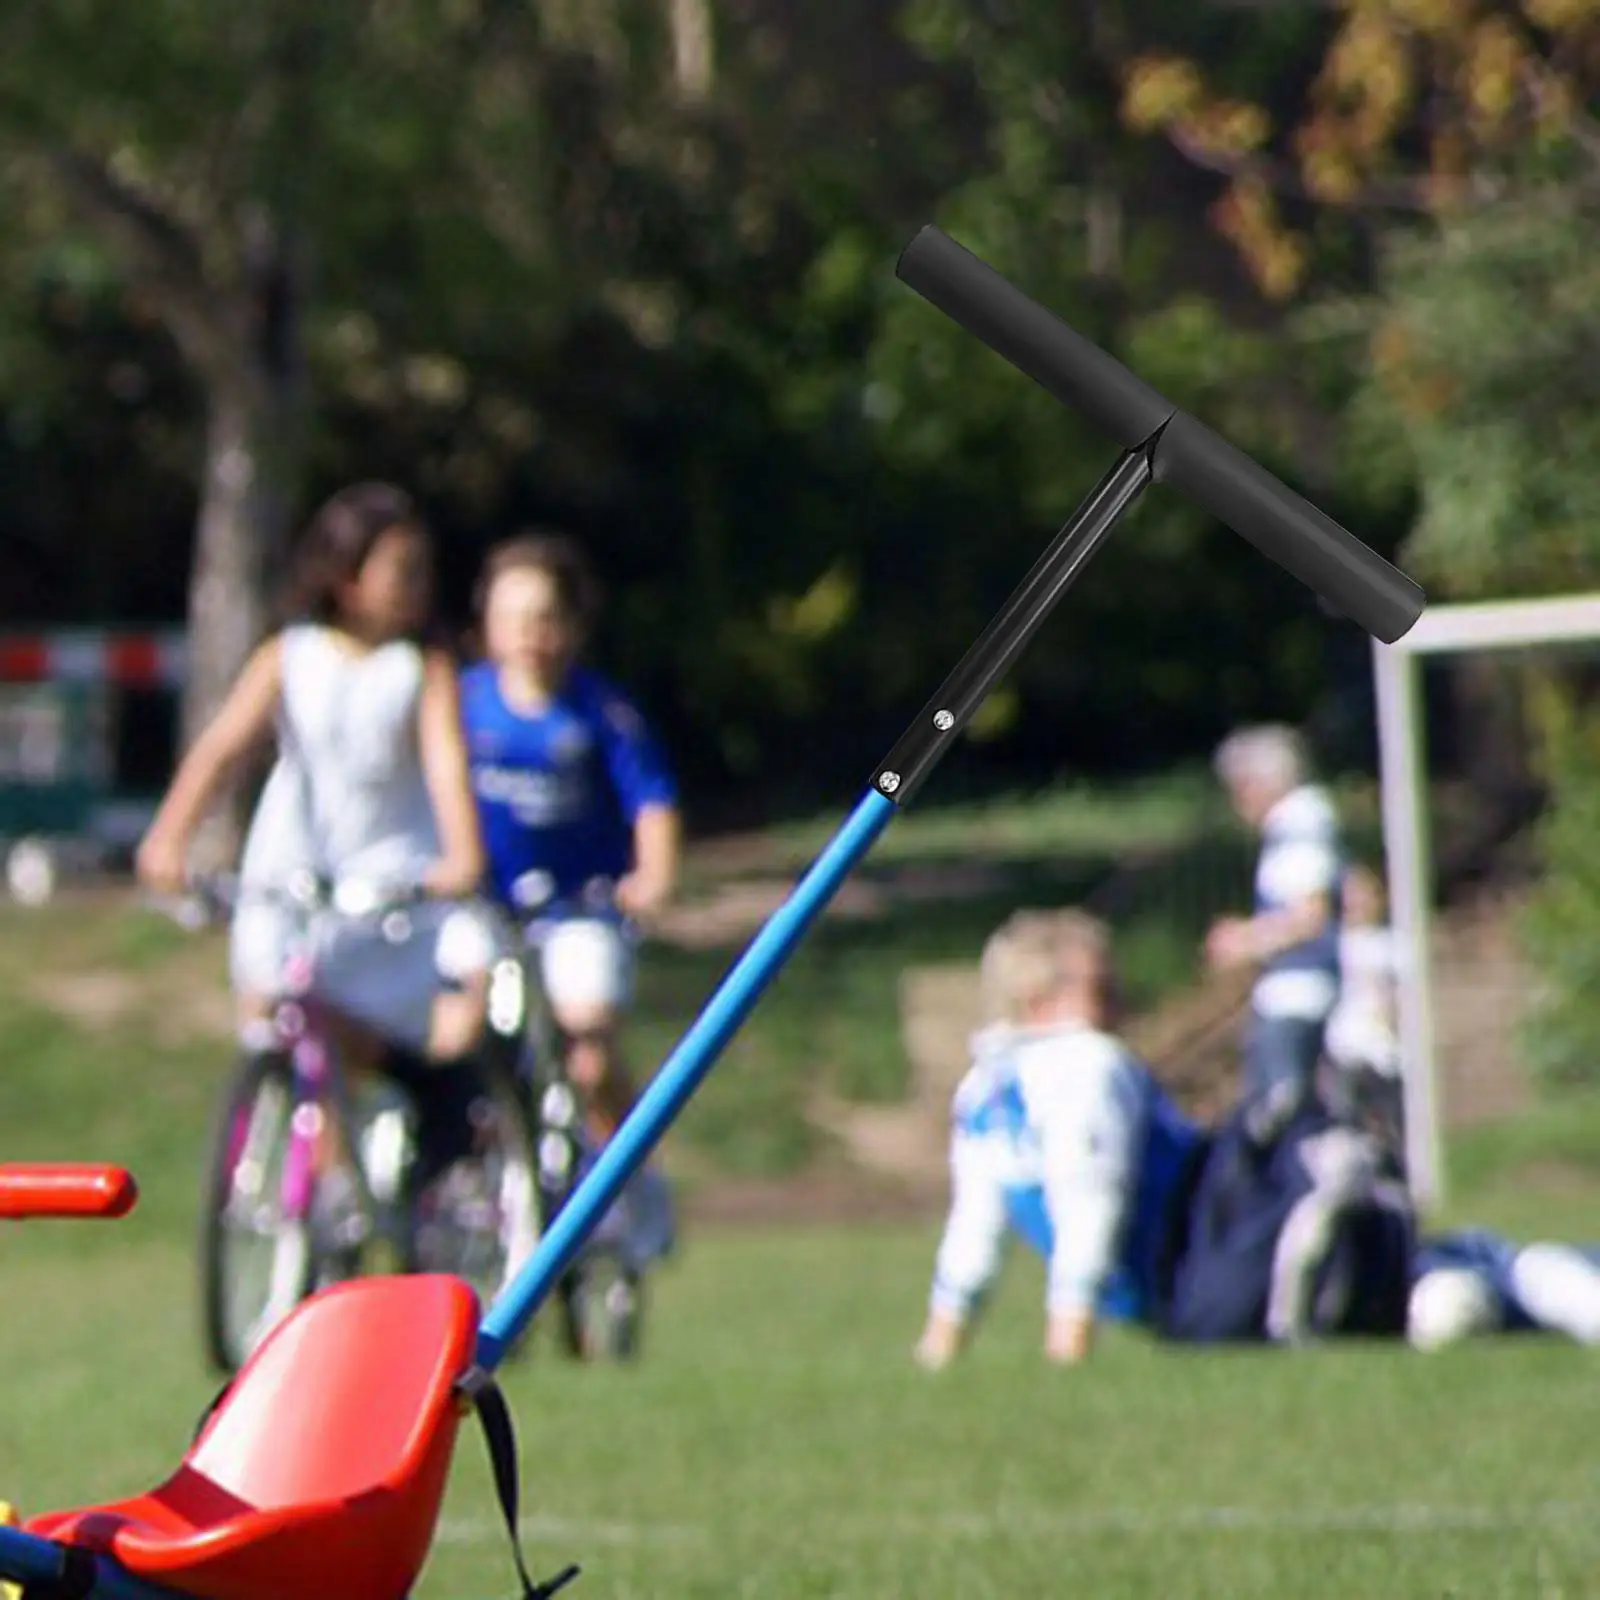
[0,243,197,625]
[0,0,1453,834]
[0,0,998,832]
[1304,189,1599,838]
[0,0,730,859]
[1114,0,1600,582]
[1334,191,1600,598]
[1517,675,1600,1091]
[1120,0,1600,301]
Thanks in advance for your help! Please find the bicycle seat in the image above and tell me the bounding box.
[26,1274,479,1600]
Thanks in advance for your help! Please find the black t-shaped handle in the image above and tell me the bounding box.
[896,225,1426,644]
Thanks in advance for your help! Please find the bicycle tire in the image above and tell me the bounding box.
[499,999,591,1362]
[404,1055,544,1322]
[533,1099,651,1364]
[198,1050,318,1375]
[534,1113,591,1362]
[486,934,628,1363]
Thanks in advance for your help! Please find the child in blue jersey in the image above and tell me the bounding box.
[460,533,682,1144]
[1407,1228,1600,1349]
[914,909,1205,1369]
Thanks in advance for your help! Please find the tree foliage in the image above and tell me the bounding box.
[1517,678,1600,1090]
[1122,0,1600,303]
[0,1,1462,825]
[1338,191,1600,598]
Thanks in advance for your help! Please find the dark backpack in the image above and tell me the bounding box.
[1157,1094,1414,1344]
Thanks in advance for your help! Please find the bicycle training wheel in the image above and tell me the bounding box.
[198,1051,318,1374]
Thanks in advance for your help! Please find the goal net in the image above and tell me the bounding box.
[1372,592,1600,1206]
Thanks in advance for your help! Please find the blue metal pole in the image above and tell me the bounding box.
[0,1524,192,1600]
[476,788,897,1368]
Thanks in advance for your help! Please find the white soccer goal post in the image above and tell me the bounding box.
[1372,592,1600,1207]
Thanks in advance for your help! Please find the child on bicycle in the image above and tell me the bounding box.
[461,532,681,1145]
[135,480,500,1187]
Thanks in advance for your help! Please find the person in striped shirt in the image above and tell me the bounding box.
[1205,725,1345,1137]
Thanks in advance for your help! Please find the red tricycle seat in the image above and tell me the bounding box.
[27,1274,480,1600]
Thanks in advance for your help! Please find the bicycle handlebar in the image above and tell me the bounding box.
[498,873,640,944]
[0,1163,139,1220]
[513,908,641,959]
[894,225,1426,644]
[168,870,435,925]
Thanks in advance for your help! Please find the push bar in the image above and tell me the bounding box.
[895,225,1426,645]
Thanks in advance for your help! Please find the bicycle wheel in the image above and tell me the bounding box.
[532,1082,595,1362]
[198,1051,318,1374]
[406,1059,543,1315]
[492,979,588,1359]
[307,1089,393,1291]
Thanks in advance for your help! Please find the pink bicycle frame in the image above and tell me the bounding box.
[218,944,335,1226]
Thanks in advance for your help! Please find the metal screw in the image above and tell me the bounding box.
[879,771,901,793]
[933,709,954,731]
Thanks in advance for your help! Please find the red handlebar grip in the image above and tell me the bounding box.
[0,1163,139,1219]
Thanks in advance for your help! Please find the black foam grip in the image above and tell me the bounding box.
[1152,414,1425,645]
[895,224,1176,450]
[894,225,1426,643]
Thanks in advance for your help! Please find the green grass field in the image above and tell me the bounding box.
[8,1182,1600,1599]
[5,802,1600,1598]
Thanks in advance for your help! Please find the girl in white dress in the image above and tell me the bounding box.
[136,481,497,1179]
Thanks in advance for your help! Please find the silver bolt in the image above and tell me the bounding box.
[879,771,901,794]
[933,709,955,731]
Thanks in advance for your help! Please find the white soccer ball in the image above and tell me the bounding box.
[1407,1267,1501,1351]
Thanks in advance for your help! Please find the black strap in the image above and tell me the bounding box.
[460,1366,582,1600]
